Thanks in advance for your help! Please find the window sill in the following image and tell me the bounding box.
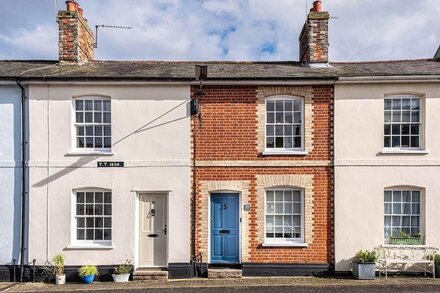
[262,151,308,156]
[380,149,429,155]
[262,242,308,248]
[65,245,114,250]
[65,151,115,157]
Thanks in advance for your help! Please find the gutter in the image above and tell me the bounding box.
[337,75,440,84]
[16,79,28,282]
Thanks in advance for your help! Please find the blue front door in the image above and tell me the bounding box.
[210,193,239,263]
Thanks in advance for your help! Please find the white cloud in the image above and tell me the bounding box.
[0,0,438,61]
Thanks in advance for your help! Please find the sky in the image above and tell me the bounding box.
[0,0,439,62]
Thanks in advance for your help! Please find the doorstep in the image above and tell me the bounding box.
[133,268,168,281]
[208,267,242,279]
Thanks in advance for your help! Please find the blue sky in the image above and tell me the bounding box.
[0,0,439,61]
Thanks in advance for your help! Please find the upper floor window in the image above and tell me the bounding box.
[75,98,111,151]
[74,189,112,245]
[265,97,303,152]
[384,189,422,244]
[265,189,303,243]
[384,96,421,149]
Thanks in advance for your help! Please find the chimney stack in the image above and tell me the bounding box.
[299,0,329,65]
[57,1,94,62]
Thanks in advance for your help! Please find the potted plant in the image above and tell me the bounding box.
[352,249,377,279]
[389,231,423,245]
[53,254,66,285]
[78,265,99,284]
[112,259,133,282]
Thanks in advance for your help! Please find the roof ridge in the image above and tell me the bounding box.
[331,58,432,65]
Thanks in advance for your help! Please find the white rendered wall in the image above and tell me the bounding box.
[0,86,22,265]
[28,84,191,266]
[334,81,440,271]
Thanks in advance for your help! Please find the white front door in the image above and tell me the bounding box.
[139,193,167,267]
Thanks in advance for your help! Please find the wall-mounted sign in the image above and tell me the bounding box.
[243,203,251,211]
[97,161,124,168]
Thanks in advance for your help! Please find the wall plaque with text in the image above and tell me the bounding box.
[97,161,124,168]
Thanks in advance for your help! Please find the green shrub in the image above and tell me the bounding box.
[52,254,65,276]
[353,250,377,264]
[114,259,133,275]
[78,265,99,277]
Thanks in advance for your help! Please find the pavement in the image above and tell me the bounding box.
[1,276,440,292]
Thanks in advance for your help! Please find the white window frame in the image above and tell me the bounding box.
[384,188,423,244]
[72,96,112,153]
[383,95,423,151]
[71,188,112,247]
[264,96,305,154]
[264,187,305,245]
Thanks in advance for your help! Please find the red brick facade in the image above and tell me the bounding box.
[192,85,334,269]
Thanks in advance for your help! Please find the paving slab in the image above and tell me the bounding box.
[2,276,440,292]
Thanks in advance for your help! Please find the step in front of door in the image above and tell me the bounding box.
[133,269,168,281]
[208,268,242,279]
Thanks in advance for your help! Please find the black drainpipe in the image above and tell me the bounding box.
[16,79,27,282]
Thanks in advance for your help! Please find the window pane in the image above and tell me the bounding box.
[275,101,283,111]
[76,112,84,123]
[94,100,102,111]
[77,229,85,240]
[294,112,301,123]
[104,204,111,215]
[95,229,103,240]
[294,137,301,148]
[104,218,111,228]
[266,191,274,201]
[77,192,85,203]
[104,192,112,203]
[402,99,411,110]
[94,112,102,123]
[85,100,93,110]
[267,113,274,123]
[77,126,84,136]
[104,137,111,148]
[384,125,391,135]
[411,136,419,148]
[86,229,94,240]
[266,137,274,148]
[104,112,111,123]
[285,101,293,111]
[393,191,402,202]
[76,100,84,110]
[266,203,274,214]
[275,137,283,148]
[402,111,410,122]
[275,203,283,213]
[384,191,392,202]
[104,229,112,240]
[276,113,283,123]
[95,204,103,215]
[284,137,293,148]
[95,137,103,148]
[285,112,292,123]
[104,126,111,136]
[392,99,401,110]
[266,216,274,233]
[384,111,391,123]
[77,137,84,148]
[85,112,93,123]
[76,204,85,215]
[384,203,392,214]
[284,202,293,214]
[411,99,420,110]
[86,218,94,228]
[384,99,391,110]
[266,125,274,136]
[392,112,401,123]
[266,101,274,111]
[293,203,301,214]
[411,111,420,122]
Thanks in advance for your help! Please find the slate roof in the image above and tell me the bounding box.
[0,59,439,81]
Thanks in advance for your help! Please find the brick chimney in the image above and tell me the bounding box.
[299,0,329,65]
[57,1,94,62]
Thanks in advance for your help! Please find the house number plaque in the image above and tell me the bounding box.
[97,161,124,168]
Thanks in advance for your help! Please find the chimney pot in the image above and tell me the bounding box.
[66,0,76,12]
[312,0,322,12]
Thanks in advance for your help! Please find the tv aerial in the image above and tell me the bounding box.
[93,24,132,48]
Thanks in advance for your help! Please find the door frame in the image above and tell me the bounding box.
[135,191,169,269]
[208,191,242,264]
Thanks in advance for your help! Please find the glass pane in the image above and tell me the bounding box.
[283,216,291,227]
[292,215,301,226]
[384,111,391,123]
[402,216,410,226]
[284,137,293,148]
[104,204,111,215]
[275,215,283,225]
[76,112,83,123]
[384,216,391,227]
[266,216,274,232]
[402,111,410,122]
[384,191,392,202]
[86,229,94,240]
[76,204,84,215]
[77,137,84,148]
[275,203,283,213]
[103,100,111,111]
[86,218,94,228]
[393,191,402,201]
[275,101,283,111]
[293,100,301,111]
[104,192,112,203]
[384,203,392,214]
[85,112,93,123]
[384,125,391,135]
[411,216,420,227]
[411,111,420,122]
[266,137,274,148]
[76,100,84,110]
[104,126,111,136]
[95,229,103,240]
[392,216,400,226]
[411,124,419,135]
[294,112,301,123]
[266,191,274,201]
[294,137,301,148]
[77,229,85,240]
[104,112,111,123]
[104,218,111,228]
[412,191,420,202]
[86,192,94,203]
[392,99,401,110]
[284,202,293,214]
[86,205,94,215]
[411,136,419,148]
[104,229,112,240]
[95,217,103,228]
[77,218,85,228]
[293,203,301,214]
[266,203,274,214]
[402,191,411,202]
[294,125,301,135]
[94,112,102,123]
[292,191,301,202]
[86,137,93,148]
[94,100,102,111]
[393,203,401,214]
[276,113,283,123]
[275,191,283,201]
[85,100,93,110]
[402,125,410,135]
[384,99,391,110]
[95,204,103,215]
[402,99,411,110]
[275,125,283,135]
[392,136,400,147]
[412,204,420,214]
[401,136,409,147]
[275,137,283,148]
[284,125,293,136]
[85,126,93,136]
[95,137,103,148]
[267,113,274,123]
[266,125,274,136]
[384,136,391,148]
[266,101,274,111]
[77,126,84,136]
[284,190,293,202]
[392,124,400,135]
[411,99,420,110]
[285,100,293,111]
[104,137,111,148]
[285,112,292,123]
[77,192,85,203]
[392,112,401,123]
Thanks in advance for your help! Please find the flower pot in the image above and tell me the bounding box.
[55,274,66,285]
[352,263,376,280]
[389,237,422,245]
[81,275,95,284]
[112,273,130,282]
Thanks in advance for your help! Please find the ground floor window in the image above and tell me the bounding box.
[74,190,112,245]
[384,189,421,243]
[265,189,303,243]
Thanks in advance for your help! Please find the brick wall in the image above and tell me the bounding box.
[57,11,94,62]
[192,85,334,265]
